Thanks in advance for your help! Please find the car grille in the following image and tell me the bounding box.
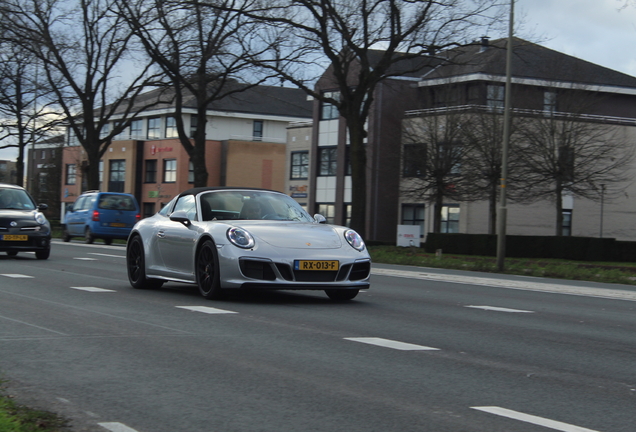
[239,259,371,283]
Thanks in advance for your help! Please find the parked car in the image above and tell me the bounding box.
[126,187,371,300]
[0,183,51,259]
[63,191,140,244]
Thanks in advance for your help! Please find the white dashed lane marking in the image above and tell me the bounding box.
[89,253,125,258]
[472,406,601,432]
[98,422,140,432]
[1,274,33,278]
[345,337,440,351]
[70,286,116,293]
[176,306,238,314]
[74,257,99,261]
[466,305,534,313]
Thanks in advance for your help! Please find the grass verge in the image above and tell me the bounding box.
[0,388,68,432]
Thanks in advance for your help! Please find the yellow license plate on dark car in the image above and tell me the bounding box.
[294,260,339,271]
[2,235,28,241]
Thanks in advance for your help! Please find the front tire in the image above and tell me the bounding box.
[325,289,359,301]
[63,227,71,242]
[196,240,225,300]
[127,236,163,289]
[35,248,50,260]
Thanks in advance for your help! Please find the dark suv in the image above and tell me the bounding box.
[63,191,140,244]
[0,183,51,259]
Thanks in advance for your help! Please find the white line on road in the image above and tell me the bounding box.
[372,268,636,302]
[98,422,140,432]
[471,406,602,432]
[70,286,116,293]
[89,253,125,258]
[73,257,99,261]
[345,337,440,351]
[0,274,33,278]
[176,306,238,314]
[466,305,534,313]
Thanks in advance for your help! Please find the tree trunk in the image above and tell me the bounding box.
[347,118,367,236]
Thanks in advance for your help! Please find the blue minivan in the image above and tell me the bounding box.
[63,191,140,244]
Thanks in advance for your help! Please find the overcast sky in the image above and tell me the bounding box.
[2,0,636,162]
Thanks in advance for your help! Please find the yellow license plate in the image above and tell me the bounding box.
[110,223,126,227]
[294,260,339,271]
[2,235,28,241]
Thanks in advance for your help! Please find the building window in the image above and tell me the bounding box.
[131,120,143,138]
[440,204,460,233]
[403,144,426,177]
[344,204,352,227]
[321,91,340,120]
[402,204,425,237]
[562,209,572,236]
[163,159,177,183]
[188,161,194,183]
[65,164,76,185]
[165,116,178,138]
[147,117,161,139]
[316,203,335,224]
[190,114,198,138]
[99,160,104,190]
[318,147,337,176]
[487,85,504,109]
[544,90,557,114]
[99,122,109,139]
[253,120,263,141]
[40,150,46,159]
[108,159,126,192]
[290,151,309,179]
[143,202,155,218]
[145,160,157,183]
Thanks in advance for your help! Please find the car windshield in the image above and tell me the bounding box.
[0,187,36,210]
[199,190,314,222]
[98,195,136,211]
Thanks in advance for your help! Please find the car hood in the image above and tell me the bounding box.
[0,209,39,224]
[237,222,344,249]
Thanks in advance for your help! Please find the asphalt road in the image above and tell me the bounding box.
[1,241,635,432]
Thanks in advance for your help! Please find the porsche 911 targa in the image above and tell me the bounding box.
[126,187,371,300]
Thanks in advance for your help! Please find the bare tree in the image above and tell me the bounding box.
[237,0,502,235]
[515,92,635,236]
[401,111,473,233]
[0,0,161,190]
[116,0,273,187]
[0,43,62,187]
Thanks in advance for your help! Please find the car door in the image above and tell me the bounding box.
[66,196,86,236]
[156,195,199,279]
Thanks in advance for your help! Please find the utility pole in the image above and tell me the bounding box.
[497,0,514,271]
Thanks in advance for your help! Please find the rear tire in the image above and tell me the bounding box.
[196,240,225,300]
[63,227,71,242]
[104,238,113,245]
[85,228,94,244]
[127,235,163,289]
[6,251,18,257]
[325,289,359,301]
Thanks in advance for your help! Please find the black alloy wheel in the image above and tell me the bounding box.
[196,240,225,300]
[127,236,162,289]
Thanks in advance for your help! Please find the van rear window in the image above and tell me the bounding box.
[98,195,136,211]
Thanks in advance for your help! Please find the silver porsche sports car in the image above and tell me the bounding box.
[126,187,371,300]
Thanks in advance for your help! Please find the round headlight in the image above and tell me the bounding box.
[227,227,255,249]
[35,212,47,225]
[344,229,365,251]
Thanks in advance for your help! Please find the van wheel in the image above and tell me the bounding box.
[63,227,71,242]
[85,228,94,244]
[104,238,113,245]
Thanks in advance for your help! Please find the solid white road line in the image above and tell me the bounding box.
[70,286,116,293]
[176,306,238,314]
[471,406,602,432]
[466,305,534,313]
[98,422,140,432]
[372,268,636,301]
[345,337,440,351]
[0,274,33,278]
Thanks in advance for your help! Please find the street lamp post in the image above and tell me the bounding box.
[496,0,514,271]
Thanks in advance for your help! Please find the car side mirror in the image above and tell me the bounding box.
[313,214,327,224]
[38,203,48,212]
[170,210,191,226]
[67,204,74,212]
